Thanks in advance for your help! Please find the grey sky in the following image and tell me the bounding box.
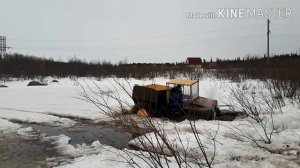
[1,0,300,63]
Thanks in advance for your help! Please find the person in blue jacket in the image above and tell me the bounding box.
[170,85,183,113]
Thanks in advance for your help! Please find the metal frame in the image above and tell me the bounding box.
[166,79,199,102]
[0,36,6,58]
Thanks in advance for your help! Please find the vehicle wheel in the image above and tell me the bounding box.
[174,109,184,116]
[132,101,144,114]
[216,106,222,117]
[131,104,139,114]
[209,108,217,120]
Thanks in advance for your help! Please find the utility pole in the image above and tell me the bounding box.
[267,19,270,65]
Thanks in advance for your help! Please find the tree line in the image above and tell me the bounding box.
[205,53,300,82]
[1,52,299,82]
[0,53,192,79]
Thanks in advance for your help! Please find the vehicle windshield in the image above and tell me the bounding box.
[166,80,199,102]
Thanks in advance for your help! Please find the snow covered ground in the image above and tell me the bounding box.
[0,77,299,167]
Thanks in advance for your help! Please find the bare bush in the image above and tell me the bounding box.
[266,79,300,106]
[183,69,203,80]
[226,81,286,145]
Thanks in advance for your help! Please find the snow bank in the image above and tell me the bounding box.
[46,134,104,157]
[0,118,36,138]
[128,102,300,167]
[55,154,128,168]
[0,77,166,120]
[0,118,22,134]
[1,77,299,168]
[0,78,104,120]
[0,110,76,127]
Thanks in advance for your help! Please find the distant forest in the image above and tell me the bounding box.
[0,54,192,79]
[207,53,300,82]
[0,53,299,81]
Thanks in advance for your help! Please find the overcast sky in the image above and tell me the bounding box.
[1,0,300,63]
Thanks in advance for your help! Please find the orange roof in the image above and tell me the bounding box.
[167,79,198,86]
[145,84,169,91]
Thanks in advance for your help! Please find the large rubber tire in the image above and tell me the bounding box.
[131,104,140,114]
[216,106,222,117]
[209,107,217,120]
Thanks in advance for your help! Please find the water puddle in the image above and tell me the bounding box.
[0,120,133,168]
[23,122,132,148]
[217,110,245,121]
[0,134,58,168]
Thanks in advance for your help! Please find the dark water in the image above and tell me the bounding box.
[26,123,132,148]
[0,134,57,168]
[217,110,245,121]
[0,121,132,168]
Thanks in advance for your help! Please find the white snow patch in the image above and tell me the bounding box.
[0,110,76,127]
[1,77,299,168]
[0,118,22,134]
[17,127,34,135]
[45,134,104,157]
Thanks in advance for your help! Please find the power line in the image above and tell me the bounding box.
[0,36,7,58]
[7,24,265,42]
[11,34,264,51]
[272,36,300,39]
[271,33,300,39]
[272,33,300,36]
[272,23,300,26]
